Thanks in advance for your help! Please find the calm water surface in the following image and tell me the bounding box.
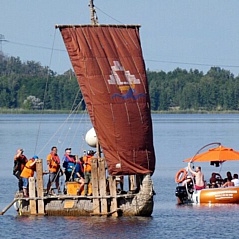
[1,114,239,238]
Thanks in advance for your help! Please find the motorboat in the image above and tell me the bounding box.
[175,142,239,204]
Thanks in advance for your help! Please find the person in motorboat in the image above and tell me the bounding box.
[187,163,205,190]
[181,174,194,195]
[232,174,239,186]
[182,174,193,186]
[222,175,234,187]
[223,171,232,184]
[209,172,223,188]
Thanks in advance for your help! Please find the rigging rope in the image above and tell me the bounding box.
[33,29,57,155]
[34,29,91,158]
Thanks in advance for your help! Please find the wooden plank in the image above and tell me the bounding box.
[29,177,37,215]
[36,159,45,215]
[91,157,100,214]
[64,200,75,209]
[98,158,107,214]
[108,176,118,217]
[0,199,18,215]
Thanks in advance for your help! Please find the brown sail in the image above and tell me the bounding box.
[58,25,155,176]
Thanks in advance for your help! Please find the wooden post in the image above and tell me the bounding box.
[129,175,136,191]
[108,176,118,217]
[91,157,100,214]
[29,177,37,215]
[36,159,45,215]
[98,158,107,214]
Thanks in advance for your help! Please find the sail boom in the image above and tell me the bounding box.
[56,24,141,29]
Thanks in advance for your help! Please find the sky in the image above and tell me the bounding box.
[1,0,239,76]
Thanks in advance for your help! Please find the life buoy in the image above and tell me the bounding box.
[175,168,187,183]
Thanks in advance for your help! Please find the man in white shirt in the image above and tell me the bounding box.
[232,174,239,186]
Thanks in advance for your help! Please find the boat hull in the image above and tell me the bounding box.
[15,174,154,217]
[176,186,239,204]
[195,187,239,204]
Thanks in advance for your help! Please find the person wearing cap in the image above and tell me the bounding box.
[20,155,38,197]
[62,148,76,182]
[46,146,61,194]
[13,149,28,192]
[82,150,95,196]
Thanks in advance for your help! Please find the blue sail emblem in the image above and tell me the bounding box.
[112,88,145,100]
[108,61,146,100]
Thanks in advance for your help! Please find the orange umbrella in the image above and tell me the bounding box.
[184,145,239,163]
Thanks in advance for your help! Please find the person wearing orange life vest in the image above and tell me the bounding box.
[20,155,38,197]
[46,146,61,193]
[82,150,95,196]
[13,148,28,192]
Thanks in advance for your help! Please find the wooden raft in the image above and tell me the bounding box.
[25,157,120,216]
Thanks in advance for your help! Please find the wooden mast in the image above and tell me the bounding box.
[88,2,110,215]
[89,0,98,25]
[88,2,118,216]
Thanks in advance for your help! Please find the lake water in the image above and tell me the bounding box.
[1,114,239,238]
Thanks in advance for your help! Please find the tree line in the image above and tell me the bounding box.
[0,53,239,112]
[0,54,83,111]
[147,67,239,111]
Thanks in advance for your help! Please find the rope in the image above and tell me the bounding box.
[33,29,57,155]
[37,102,85,156]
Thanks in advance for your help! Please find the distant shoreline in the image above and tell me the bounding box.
[1,108,239,114]
[151,110,239,114]
[0,109,71,114]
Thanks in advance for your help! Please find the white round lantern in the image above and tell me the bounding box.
[85,127,97,147]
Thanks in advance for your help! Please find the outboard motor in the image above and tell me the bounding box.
[175,186,188,204]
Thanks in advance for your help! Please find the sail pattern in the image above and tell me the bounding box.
[59,25,155,175]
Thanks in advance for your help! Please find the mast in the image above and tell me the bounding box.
[89,0,100,158]
[89,0,99,25]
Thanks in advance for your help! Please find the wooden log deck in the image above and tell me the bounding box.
[13,192,137,215]
[4,158,145,217]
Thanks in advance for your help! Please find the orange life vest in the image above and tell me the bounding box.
[83,155,92,173]
[20,159,36,178]
[47,152,60,173]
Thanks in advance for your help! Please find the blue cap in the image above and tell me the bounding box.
[33,155,38,159]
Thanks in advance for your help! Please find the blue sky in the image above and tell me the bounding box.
[1,0,239,76]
